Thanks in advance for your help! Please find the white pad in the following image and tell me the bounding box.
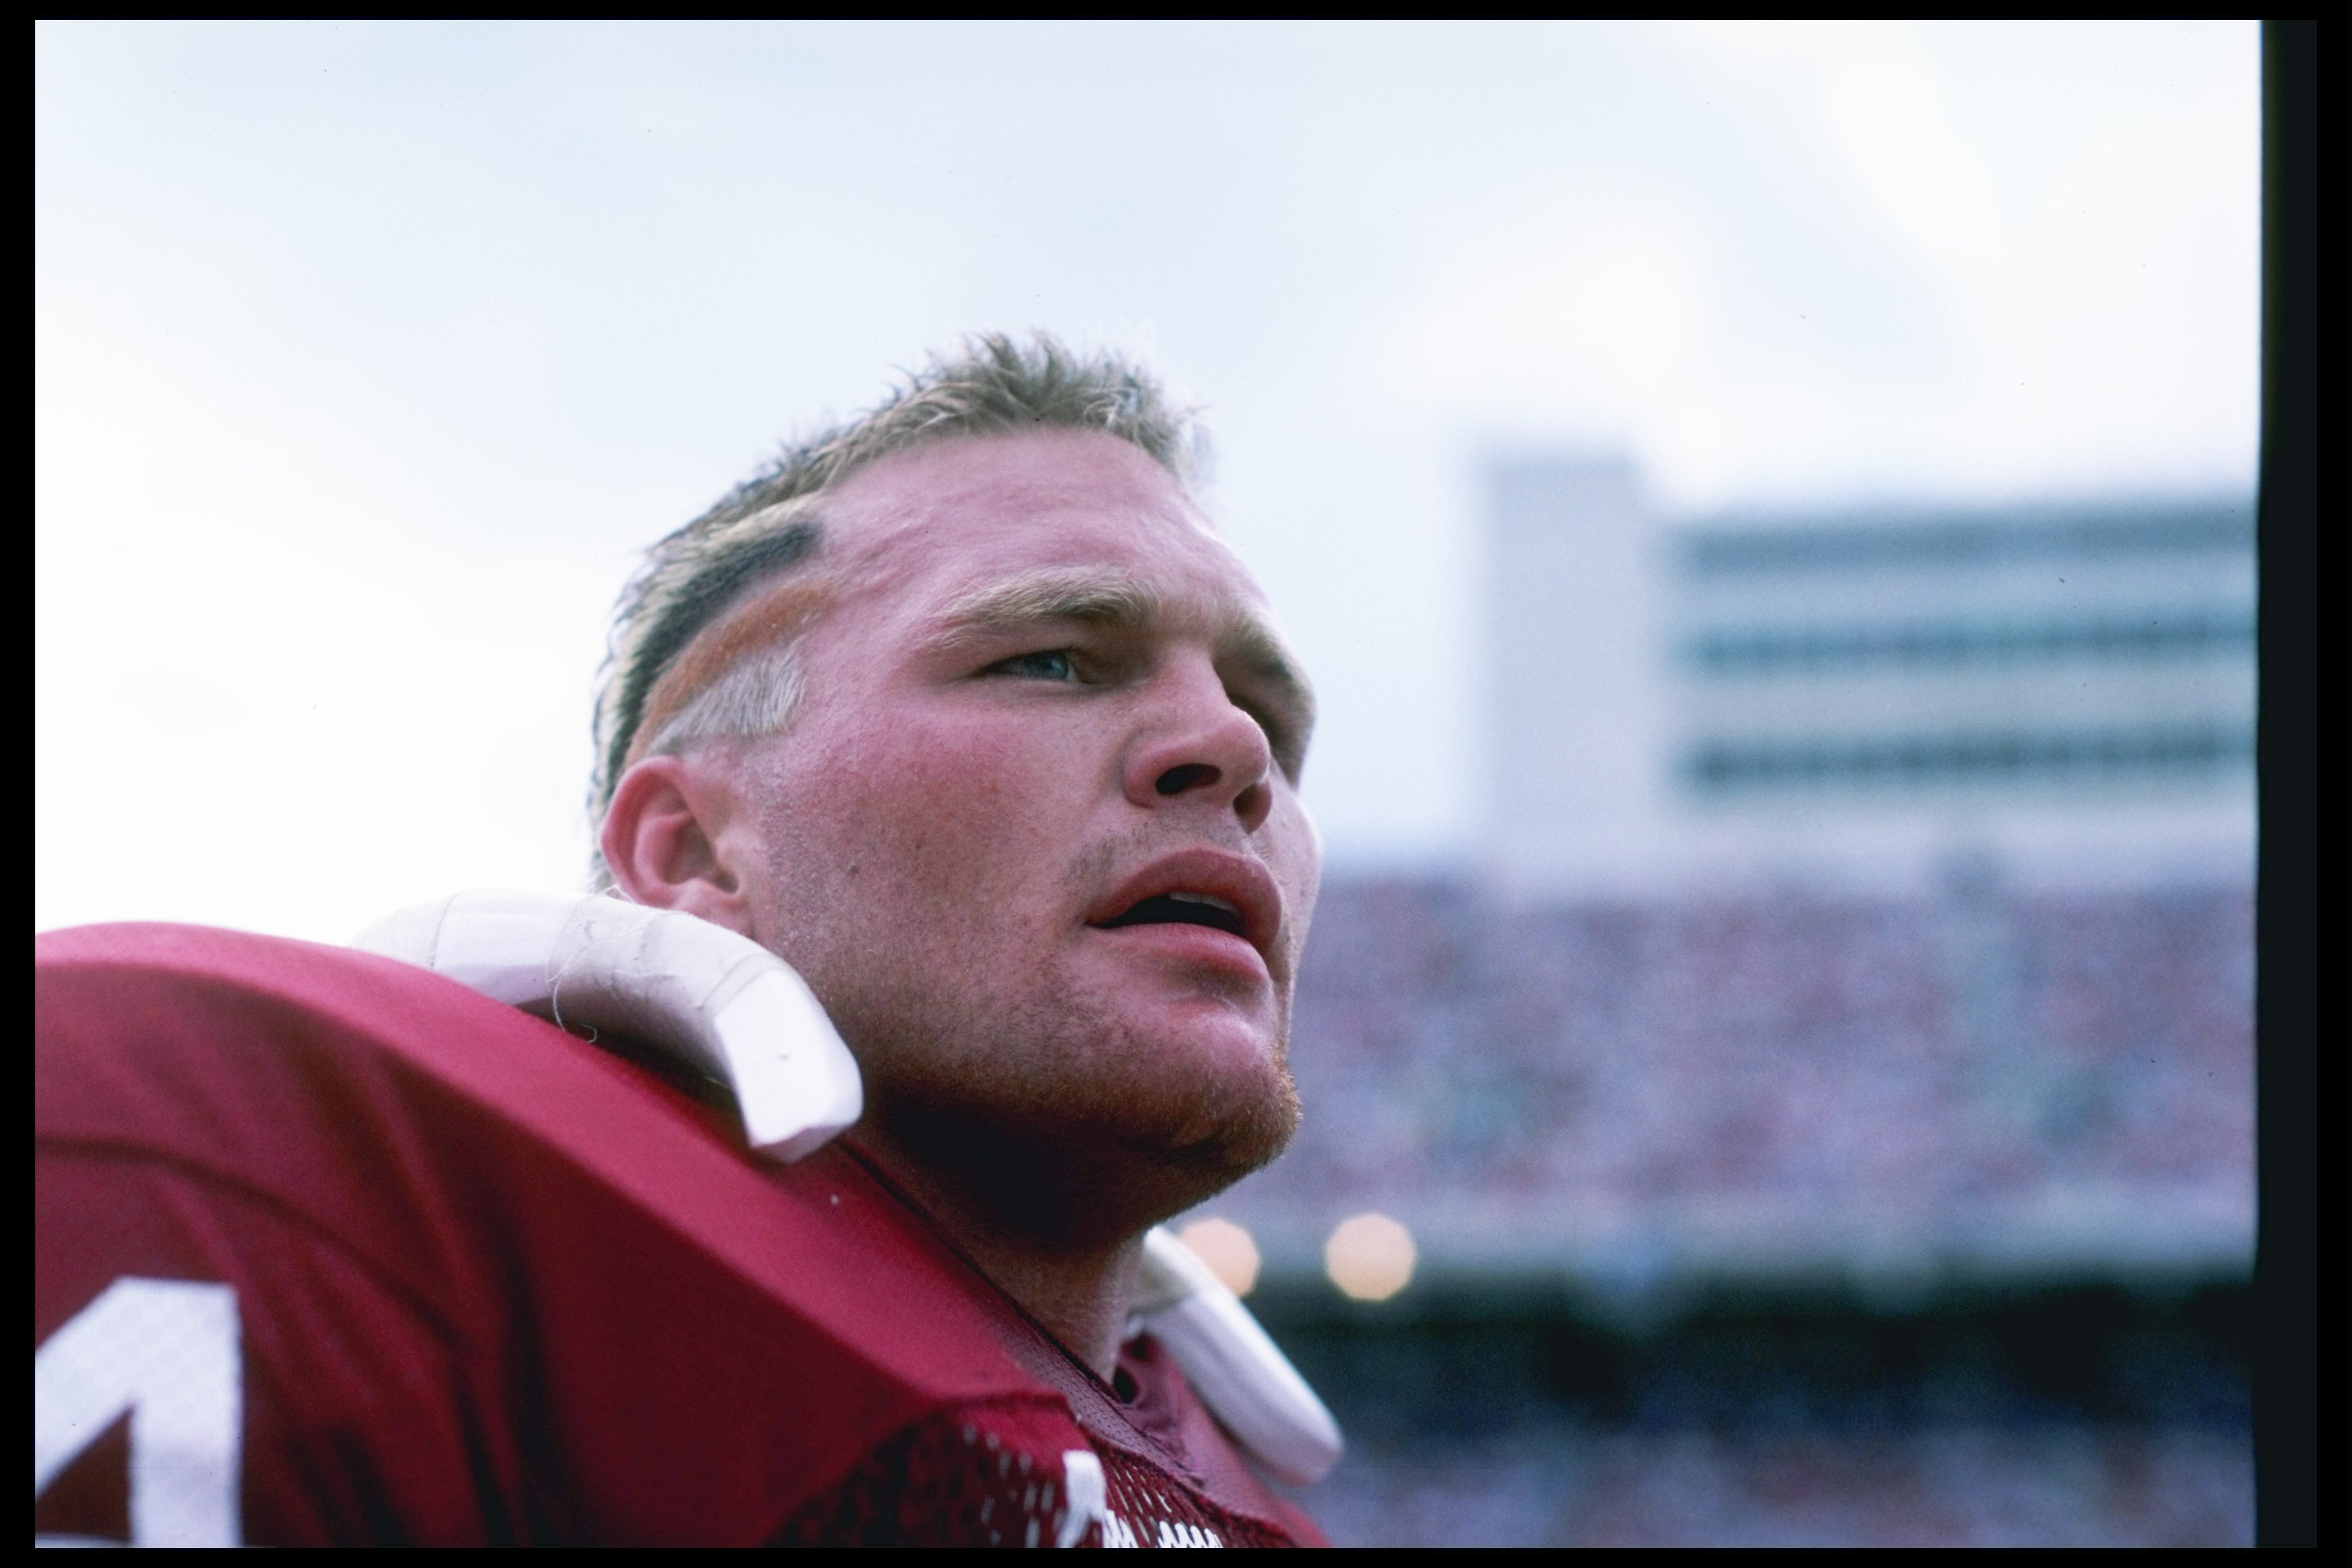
[1132,1227,1344,1486]
[353,891,861,1161]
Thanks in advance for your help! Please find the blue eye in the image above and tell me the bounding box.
[993,649,1076,681]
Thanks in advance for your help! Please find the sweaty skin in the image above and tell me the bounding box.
[601,430,1321,1377]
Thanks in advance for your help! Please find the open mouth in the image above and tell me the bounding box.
[1084,849,1280,965]
[1096,891,1250,939]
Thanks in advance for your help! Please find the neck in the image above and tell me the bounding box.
[848,1122,1148,1380]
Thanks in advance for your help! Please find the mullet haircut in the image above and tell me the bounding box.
[587,332,1206,880]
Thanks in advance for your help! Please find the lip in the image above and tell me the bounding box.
[1084,847,1285,972]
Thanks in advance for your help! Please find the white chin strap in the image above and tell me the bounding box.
[352,890,1342,1488]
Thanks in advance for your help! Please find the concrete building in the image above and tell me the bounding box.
[1480,457,2256,897]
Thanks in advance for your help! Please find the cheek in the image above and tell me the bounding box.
[785,707,1089,912]
[1269,795,1324,955]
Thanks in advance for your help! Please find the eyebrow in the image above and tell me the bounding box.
[931,567,1165,641]
[926,565,1318,770]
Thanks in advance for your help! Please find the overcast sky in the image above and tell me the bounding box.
[35,21,2259,942]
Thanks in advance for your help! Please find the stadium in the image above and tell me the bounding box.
[1176,469,2256,1546]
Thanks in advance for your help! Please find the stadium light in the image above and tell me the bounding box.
[1175,1217,1262,1298]
[1324,1213,1416,1302]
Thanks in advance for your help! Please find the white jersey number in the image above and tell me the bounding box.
[34,1279,242,1548]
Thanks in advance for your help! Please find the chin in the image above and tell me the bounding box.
[1171,1078,1302,1191]
[1065,1062,1302,1248]
[1098,1014,1304,1192]
[836,965,1305,1240]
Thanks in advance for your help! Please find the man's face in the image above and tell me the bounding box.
[725,430,1320,1204]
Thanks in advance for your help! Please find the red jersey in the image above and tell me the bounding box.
[34,923,1327,1547]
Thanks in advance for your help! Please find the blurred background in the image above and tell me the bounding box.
[36,22,2258,1547]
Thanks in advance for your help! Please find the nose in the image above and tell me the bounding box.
[1121,655,1276,834]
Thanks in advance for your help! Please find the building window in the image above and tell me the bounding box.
[1682,724,2253,793]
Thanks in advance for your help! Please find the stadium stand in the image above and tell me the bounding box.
[1193,874,2253,1545]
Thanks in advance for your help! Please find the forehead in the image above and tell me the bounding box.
[818,430,1267,624]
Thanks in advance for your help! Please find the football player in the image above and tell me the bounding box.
[36,335,1335,1546]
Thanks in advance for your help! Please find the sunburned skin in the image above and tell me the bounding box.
[599,429,1322,1378]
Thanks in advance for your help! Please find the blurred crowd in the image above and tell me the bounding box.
[1302,1423,2252,1547]
[1222,876,2254,1257]
[1203,874,2254,1544]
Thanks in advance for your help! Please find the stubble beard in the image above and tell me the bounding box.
[806,938,1304,1253]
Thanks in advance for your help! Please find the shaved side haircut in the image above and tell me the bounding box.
[588,332,1208,884]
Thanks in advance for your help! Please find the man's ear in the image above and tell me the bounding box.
[600,754,760,939]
